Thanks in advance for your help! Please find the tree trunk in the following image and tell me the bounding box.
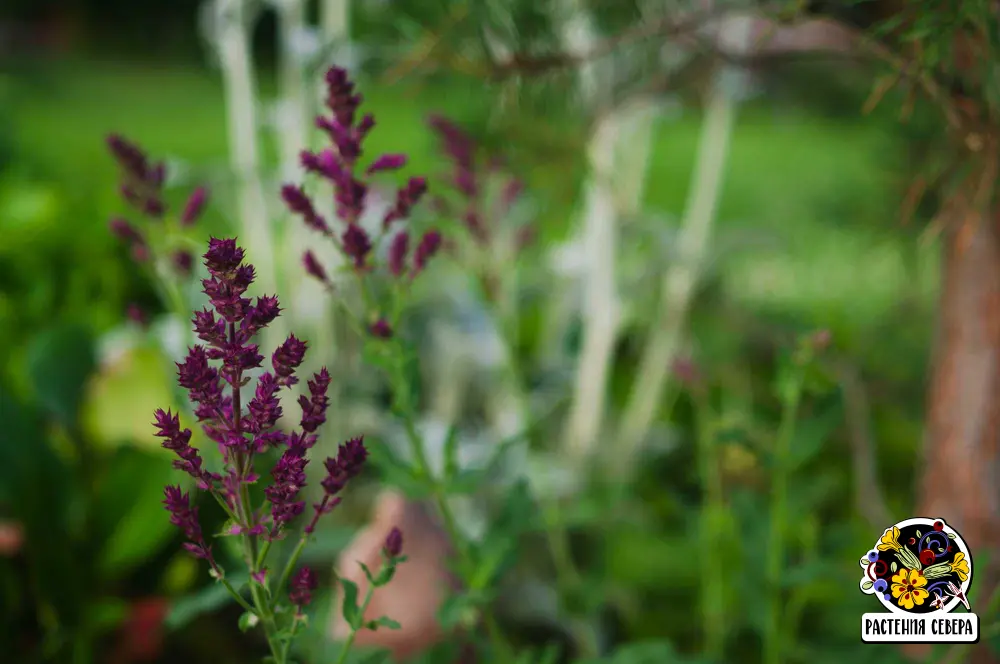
[916,200,1000,663]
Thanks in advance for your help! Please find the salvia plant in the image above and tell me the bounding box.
[143,65,445,664]
[154,236,406,664]
[107,134,209,316]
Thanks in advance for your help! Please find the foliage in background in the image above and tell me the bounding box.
[4,0,1000,661]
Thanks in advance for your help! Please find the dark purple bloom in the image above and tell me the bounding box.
[388,232,409,277]
[369,318,393,339]
[300,149,342,181]
[247,372,282,433]
[298,368,332,433]
[383,527,403,557]
[181,187,209,225]
[203,237,245,275]
[412,230,442,276]
[154,409,219,489]
[383,177,428,229]
[266,435,310,532]
[341,223,372,269]
[109,218,142,242]
[323,66,362,128]
[173,249,194,275]
[127,303,148,327]
[286,67,428,281]
[366,153,407,175]
[289,567,318,607]
[303,250,329,285]
[106,134,167,218]
[163,485,215,564]
[272,334,307,387]
[282,184,330,234]
[320,436,367,497]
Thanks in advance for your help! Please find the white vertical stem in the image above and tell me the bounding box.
[561,112,623,460]
[613,16,754,476]
[216,0,277,298]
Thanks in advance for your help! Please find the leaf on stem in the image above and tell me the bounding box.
[366,616,402,631]
[340,578,362,629]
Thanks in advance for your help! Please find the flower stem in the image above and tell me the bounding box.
[694,392,726,661]
[333,584,376,664]
[386,341,516,662]
[218,576,256,614]
[763,366,804,664]
[272,535,309,611]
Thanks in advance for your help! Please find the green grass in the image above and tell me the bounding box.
[5,56,937,340]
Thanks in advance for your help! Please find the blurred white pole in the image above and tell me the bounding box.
[613,15,755,476]
[213,0,278,297]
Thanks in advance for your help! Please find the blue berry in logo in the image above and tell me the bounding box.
[866,550,879,563]
[874,579,888,593]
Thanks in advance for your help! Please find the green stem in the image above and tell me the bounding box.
[763,369,804,664]
[278,617,303,664]
[218,577,256,614]
[694,393,726,661]
[333,584,376,664]
[387,343,516,663]
[272,536,309,611]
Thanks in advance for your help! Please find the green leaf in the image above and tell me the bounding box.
[891,561,898,573]
[340,578,361,629]
[862,580,874,591]
[358,561,376,585]
[366,616,401,631]
[96,447,183,578]
[916,530,922,537]
[787,398,842,469]
[238,610,258,632]
[24,323,97,427]
[372,562,397,587]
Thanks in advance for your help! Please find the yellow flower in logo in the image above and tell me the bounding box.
[891,568,929,610]
[878,526,902,552]
[950,552,970,582]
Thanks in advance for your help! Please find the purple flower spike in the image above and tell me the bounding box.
[272,334,308,387]
[282,184,330,234]
[341,223,372,269]
[303,250,329,285]
[109,218,142,242]
[366,153,408,175]
[285,67,429,280]
[266,436,310,532]
[298,368,332,433]
[163,485,215,564]
[388,232,409,277]
[412,229,442,277]
[181,186,209,226]
[320,436,367,497]
[289,567,318,607]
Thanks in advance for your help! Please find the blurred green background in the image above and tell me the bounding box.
[0,1,990,663]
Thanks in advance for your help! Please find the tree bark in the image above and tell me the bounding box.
[916,199,1000,663]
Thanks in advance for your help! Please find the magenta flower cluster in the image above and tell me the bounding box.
[155,237,368,586]
[106,134,208,275]
[426,115,533,251]
[281,67,442,293]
